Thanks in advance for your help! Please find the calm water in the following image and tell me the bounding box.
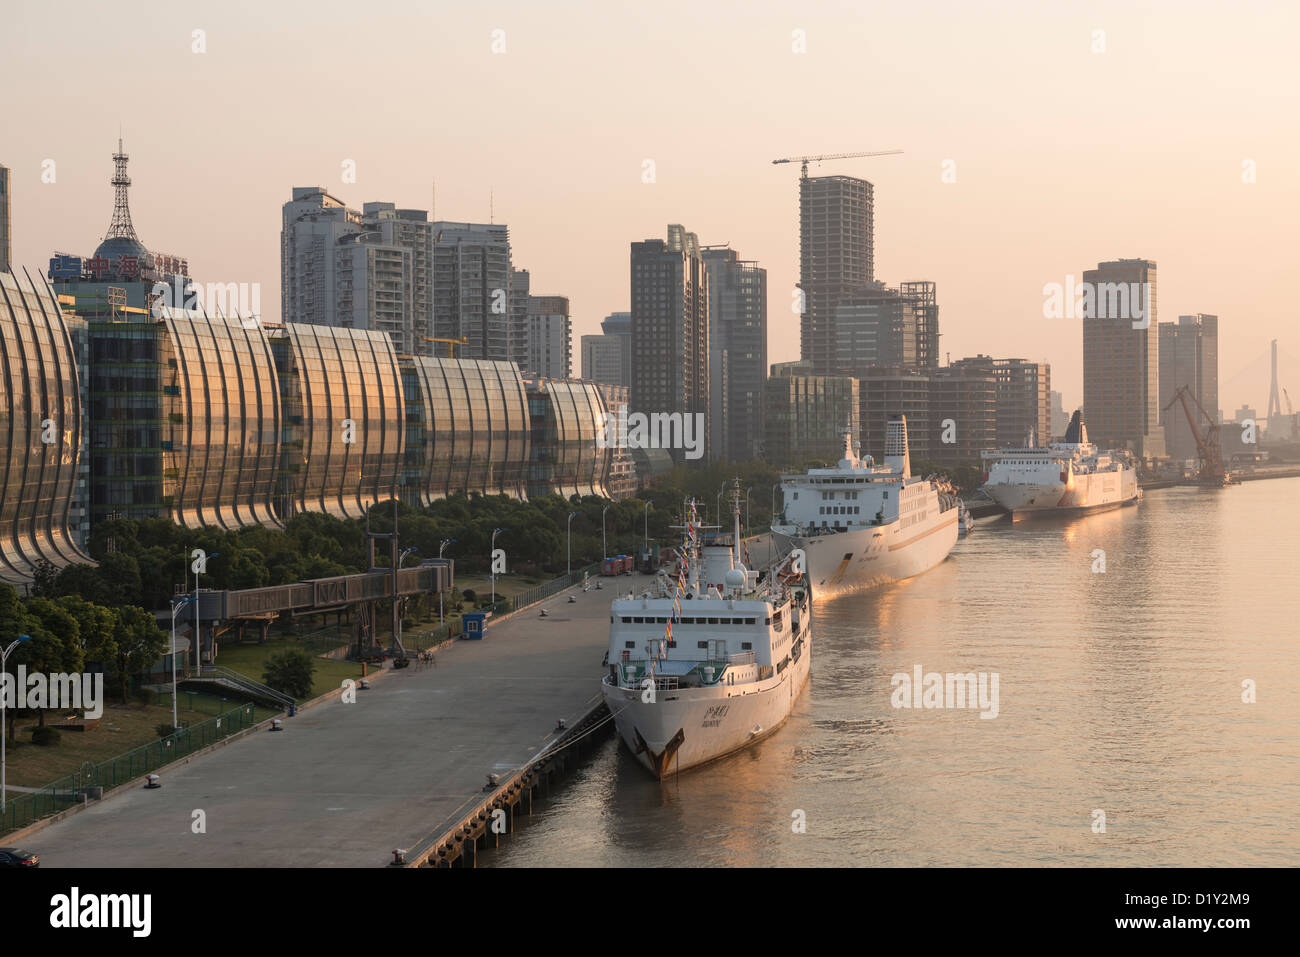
[484,479,1300,867]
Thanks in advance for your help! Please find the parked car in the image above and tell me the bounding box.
[0,848,39,868]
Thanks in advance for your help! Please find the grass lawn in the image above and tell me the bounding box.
[454,572,550,600]
[2,701,262,789]
[214,637,373,701]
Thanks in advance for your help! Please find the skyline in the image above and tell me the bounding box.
[4,0,1298,416]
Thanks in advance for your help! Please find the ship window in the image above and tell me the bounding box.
[667,640,676,648]
[697,641,708,649]
[792,492,798,500]
[625,641,635,649]
[621,617,632,623]
[745,618,756,624]
[742,642,753,650]
[708,617,719,624]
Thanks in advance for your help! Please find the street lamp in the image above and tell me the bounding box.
[169,596,197,730]
[566,511,578,578]
[643,500,652,554]
[396,548,418,650]
[490,528,505,607]
[1,634,32,816]
[602,505,612,560]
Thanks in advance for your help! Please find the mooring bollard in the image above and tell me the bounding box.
[271,719,283,732]
[392,848,407,865]
[144,774,161,789]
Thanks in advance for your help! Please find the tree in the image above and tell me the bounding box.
[20,597,85,727]
[262,649,316,700]
[111,606,168,706]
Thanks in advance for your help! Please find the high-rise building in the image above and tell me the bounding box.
[929,364,997,465]
[523,294,571,379]
[858,366,930,463]
[702,247,767,463]
[432,221,513,361]
[833,282,919,375]
[1082,258,1165,458]
[1159,314,1219,461]
[630,226,709,463]
[800,174,873,374]
[0,164,10,274]
[1049,391,1069,440]
[510,267,530,367]
[281,190,433,355]
[950,355,1051,448]
[580,311,632,387]
[763,365,859,468]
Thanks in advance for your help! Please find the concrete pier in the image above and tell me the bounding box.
[21,578,628,867]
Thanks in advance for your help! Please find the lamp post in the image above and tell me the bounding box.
[397,547,417,650]
[490,528,505,607]
[643,500,652,554]
[1,634,32,816]
[169,597,196,730]
[602,505,612,560]
[194,552,218,673]
[438,539,455,625]
[566,512,578,578]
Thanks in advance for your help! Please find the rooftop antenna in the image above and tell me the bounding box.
[106,134,139,242]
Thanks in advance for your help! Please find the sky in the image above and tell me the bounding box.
[3,0,1297,416]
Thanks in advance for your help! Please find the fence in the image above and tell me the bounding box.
[0,700,262,836]
[484,562,602,616]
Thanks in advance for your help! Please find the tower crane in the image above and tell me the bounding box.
[1163,385,1229,486]
[422,336,469,358]
[771,150,903,178]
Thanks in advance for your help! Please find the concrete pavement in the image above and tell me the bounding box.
[25,577,631,867]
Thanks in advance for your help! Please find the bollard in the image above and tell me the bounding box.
[271,719,283,732]
[359,679,370,690]
[392,848,407,866]
[144,774,161,789]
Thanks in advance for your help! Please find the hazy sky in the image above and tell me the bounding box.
[4,0,1297,415]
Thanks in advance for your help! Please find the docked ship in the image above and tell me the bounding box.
[770,415,961,598]
[601,486,812,778]
[980,410,1139,519]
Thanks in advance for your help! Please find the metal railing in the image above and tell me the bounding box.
[1,700,262,836]
[191,665,295,709]
[481,561,602,616]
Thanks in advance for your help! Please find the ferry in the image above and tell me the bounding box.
[770,415,961,598]
[980,410,1139,519]
[601,485,811,778]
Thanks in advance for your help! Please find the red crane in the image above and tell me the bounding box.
[1163,385,1229,486]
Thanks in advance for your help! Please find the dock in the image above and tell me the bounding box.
[17,577,627,867]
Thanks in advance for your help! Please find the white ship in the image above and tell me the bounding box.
[601,485,811,778]
[980,410,1139,519]
[770,415,961,599]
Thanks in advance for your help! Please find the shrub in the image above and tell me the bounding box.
[32,727,62,747]
[261,648,316,700]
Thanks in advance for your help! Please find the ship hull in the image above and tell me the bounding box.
[772,511,959,598]
[601,632,811,779]
[984,469,1138,519]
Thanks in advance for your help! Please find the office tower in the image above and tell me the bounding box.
[580,311,632,387]
[763,365,859,468]
[0,164,10,273]
[1159,314,1219,461]
[702,247,767,463]
[630,225,709,463]
[281,190,433,355]
[524,294,572,379]
[432,221,512,361]
[929,364,997,466]
[834,282,919,374]
[949,356,1051,448]
[800,174,873,374]
[1081,258,1165,458]
[1050,391,1069,439]
[510,268,530,367]
[858,366,930,463]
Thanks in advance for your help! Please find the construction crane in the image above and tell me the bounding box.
[1163,385,1229,486]
[771,150,903,178]
[422,336,469,358]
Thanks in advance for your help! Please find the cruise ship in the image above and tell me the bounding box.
[980,410,1139,519]
[770,416,961,598]
[601,486,811,778]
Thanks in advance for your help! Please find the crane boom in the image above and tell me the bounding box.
[1163,385,1227,485]
[772,150,903,177]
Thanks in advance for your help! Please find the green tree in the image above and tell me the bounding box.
[110,606,168,706]
[262,648,316,700]
[20,597,85,727]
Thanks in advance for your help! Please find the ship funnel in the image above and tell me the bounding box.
[884,415,910,478]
